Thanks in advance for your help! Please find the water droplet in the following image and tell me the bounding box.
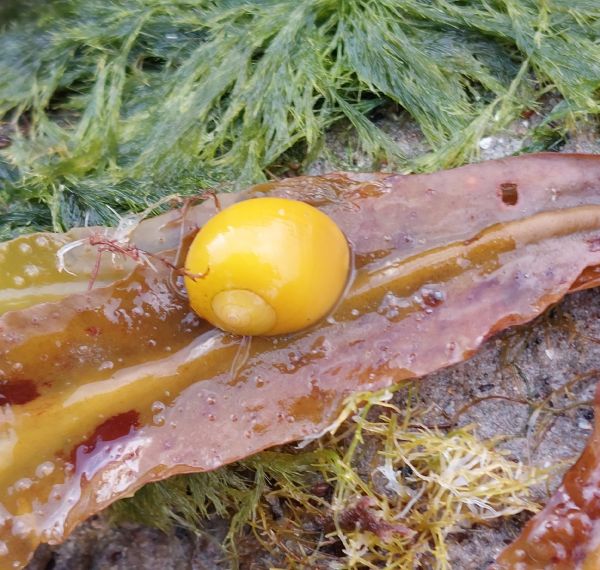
[421,288,445,307]
[254,376,265,387]
[206,396,216,405]
[19,243,32,254]
[207,414,216,421]
[350,309,360,317]
[11,362,23,372]
[377,292,409,321]
[151,401,166,414]
[98,360,114,371]
[147,339,157,347]
[11,520,31,539]
[14,478,33,492]
[286,415,295,423]
[35,236,49,247]
[13,276,24,286]
[23,265,40,277]
[230,414,238,422]
[35,461,55,478]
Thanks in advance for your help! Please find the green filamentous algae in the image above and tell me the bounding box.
[0,1,599,236]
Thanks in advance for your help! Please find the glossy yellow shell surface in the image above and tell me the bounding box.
[184,197,350,336]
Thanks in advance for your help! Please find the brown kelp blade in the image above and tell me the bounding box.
[494,382,600,569]
[2,154,600,568]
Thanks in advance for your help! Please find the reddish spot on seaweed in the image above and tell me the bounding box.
[0,379,39,406]
[73,410,140,461]
[498,182,519,206]
[521,108,536,119]
[85,326,102,336]
[338,497,414,541]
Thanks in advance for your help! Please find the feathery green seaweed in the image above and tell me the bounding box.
[1,0,599,237]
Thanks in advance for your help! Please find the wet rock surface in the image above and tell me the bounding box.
[27,516,231,570]
[432,288,600,567]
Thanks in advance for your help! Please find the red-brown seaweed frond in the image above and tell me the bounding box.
[4,154,600,568]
